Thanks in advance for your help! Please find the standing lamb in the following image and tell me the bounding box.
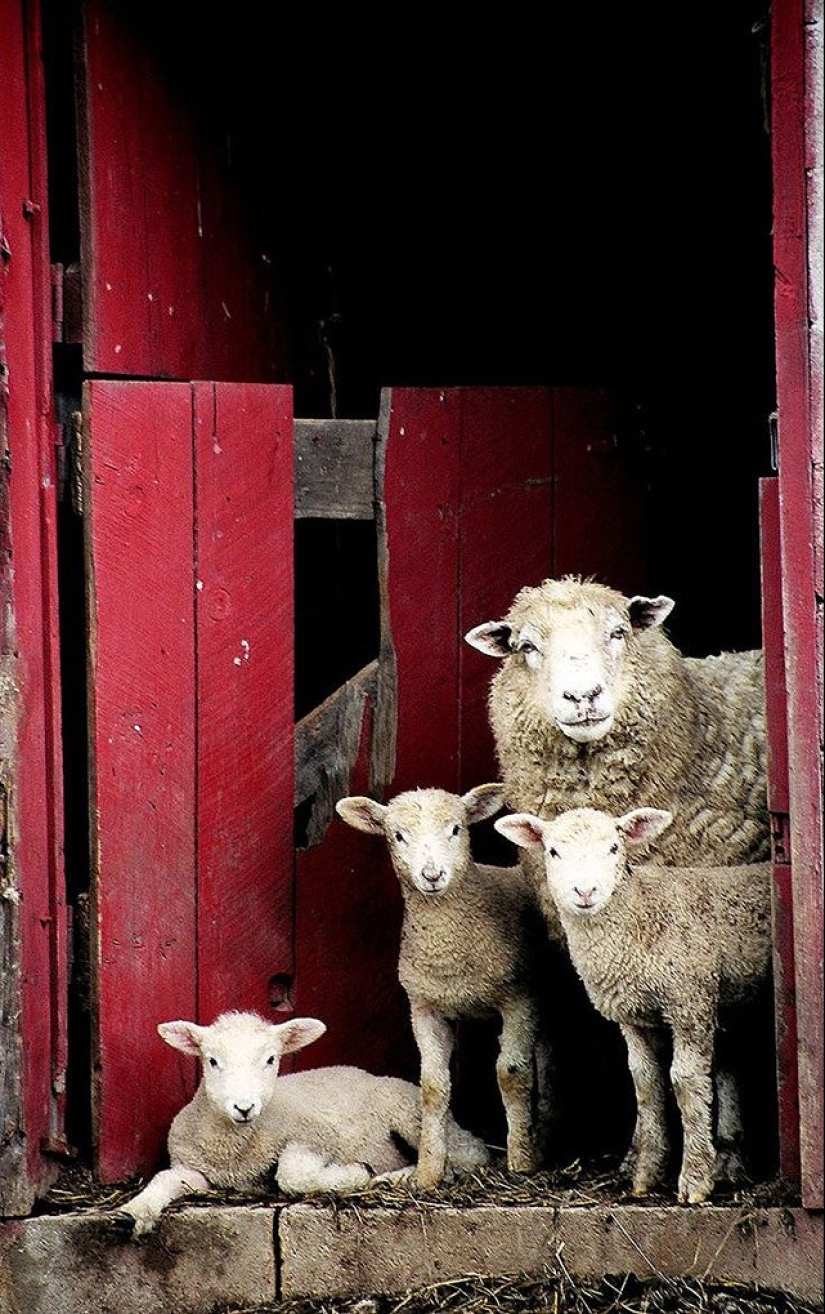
[114,1010,489,1236]
[495,805,772,1204]
[465,575,768,895]
[336,783,552,1188]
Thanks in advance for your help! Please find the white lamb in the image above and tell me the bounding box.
[336,783,552,1188]
[496,805,772,1204]
[114,1010,489,1236]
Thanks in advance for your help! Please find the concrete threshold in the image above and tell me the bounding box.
[0,1200,822,1314]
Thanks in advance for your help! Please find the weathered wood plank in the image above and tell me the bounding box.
[295,419,376,520]
[195,382,295,1023]
[759,476,800,1186]
[771,0,824,1210]
[294,661,378,846]
[83,380,198,1182]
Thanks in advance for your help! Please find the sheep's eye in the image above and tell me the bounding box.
[548,846,559,859]
[451,824,461,837]
[519,640,537,655]
[394,831,406,844]
[610,626,627,641]
[609,842,619,855]
[266,1055,276,1066]
[208,1056,219,1069]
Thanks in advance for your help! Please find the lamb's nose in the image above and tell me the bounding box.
[574,886,597,907]
[234,1103,254,1120]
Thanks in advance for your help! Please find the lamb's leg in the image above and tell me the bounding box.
[113,1165,211,1237]
[670,1027,716,1204]
[620,1023,669,1195]
[497,998,539,1174]
[276,1143,372,1195]
[410,1004,455,1189]
[714,1066,748,1183]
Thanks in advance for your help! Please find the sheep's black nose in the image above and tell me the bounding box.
[234,1104,254,1120]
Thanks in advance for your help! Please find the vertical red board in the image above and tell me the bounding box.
[759,477,800,1185]
[0,0,67,1203]
[771,0,824,1208]
[383,389,463,794]
[294,701,415,1080]
[552,388,652,596]
[85,381,198,1181]
[194,382,295,1022]
[78,0,286,382]
[457,388,554,788]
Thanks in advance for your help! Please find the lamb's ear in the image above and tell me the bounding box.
[616,808,673,848]
[464,622,513,658]
[495,813,547,849]
[158,1021,206,1056]
[335,796,387,834]
[275,1017,327,1055]
[627,595,675,631]
[463,783,507,825]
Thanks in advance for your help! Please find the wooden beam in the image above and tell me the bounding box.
[294,419,376,520]
[295,661,379,847]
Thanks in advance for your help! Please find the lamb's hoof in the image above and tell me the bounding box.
[678,1173,713,1204]
[715,1145,749,1184]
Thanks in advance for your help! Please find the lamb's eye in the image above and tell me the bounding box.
[548,847,559,859]
[394,831,406,844]
[208,1056,219,1069]
[451,824,461,837]
[266,1055,276,1066]
[610,843,619,854]
[610,626,627,641]
[519,640,537,655]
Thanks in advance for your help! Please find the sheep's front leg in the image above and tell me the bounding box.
[410,1004,455,1189]
[497,998,540,1174]
[620,1023,669,1196]
[671,1026,716,1204]
[114,1165,211,1237]
[276,1143,372,1195]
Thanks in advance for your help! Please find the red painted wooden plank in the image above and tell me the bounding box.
[771,0,824,1209]
[294,700,415,1079]
[0,0,67,1204]
[77,1,286,382]
[382,388,463,794]
[84,381,198,1182]
[457,388,554,789]
[552,388,652,596]
[759,476,801,1185]
[194,382,295,1022]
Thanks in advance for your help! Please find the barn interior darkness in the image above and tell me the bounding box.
[43,0,778,1169]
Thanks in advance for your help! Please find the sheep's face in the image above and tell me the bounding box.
[158,1012,326,1126]
[336,784,506,897]
[495,806,673,918]
[466,580,674,744]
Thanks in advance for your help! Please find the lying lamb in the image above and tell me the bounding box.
[496,805,772,1204]
[114,1010,489,1235]
[465,576,768,893]
[336,783,553,1188]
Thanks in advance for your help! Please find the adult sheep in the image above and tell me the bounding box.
[465,575,768,891]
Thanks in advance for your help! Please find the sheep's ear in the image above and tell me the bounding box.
[616,808,673,847]
[464,622,512,658]
[627,596,675,631]
[275,1017,327,1055]
[495,813,546,849]
[158,1020,206,1056]
[462,783,507,825]
[335,796,387,834]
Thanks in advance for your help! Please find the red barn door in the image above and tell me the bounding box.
[83,379,294,1180]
